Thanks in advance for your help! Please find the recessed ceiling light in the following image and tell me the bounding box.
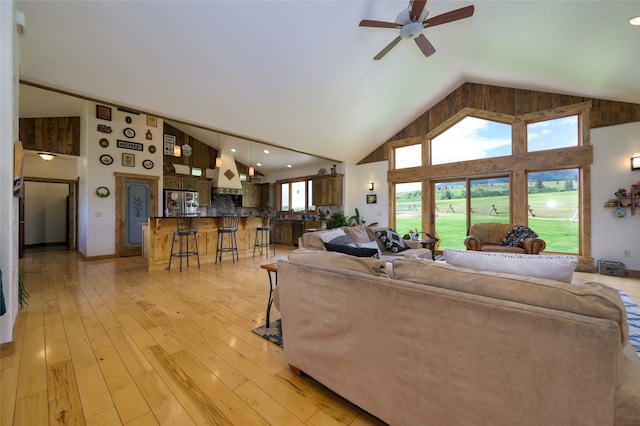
[263,149,269,154]
[630,16,640,25]
[230,148,236,153]
[286,164,292,168]
[256,162,262,167]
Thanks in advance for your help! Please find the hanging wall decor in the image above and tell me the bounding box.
[96,105,112,121]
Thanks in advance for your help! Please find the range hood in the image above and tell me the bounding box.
[211,149,243,195]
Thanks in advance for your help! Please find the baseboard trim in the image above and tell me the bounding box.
[0,340,15,358]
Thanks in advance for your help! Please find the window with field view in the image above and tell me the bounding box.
[527,169,579,253]
[391,107,586,256]
[431,116,511,165]
[395,182,422,238]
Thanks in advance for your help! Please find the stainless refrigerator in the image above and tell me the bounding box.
[164,190,199,217]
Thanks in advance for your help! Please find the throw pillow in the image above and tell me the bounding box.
[443,249,578,283]
[355,240,382,258]
[319,228,355,247]
[324,243,379,258]
[501,225,538,248]
[374,229,409,253]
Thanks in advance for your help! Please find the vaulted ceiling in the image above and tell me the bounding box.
[15,1,640,167]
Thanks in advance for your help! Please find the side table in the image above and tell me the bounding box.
[260,262,278,326]
[417,238,438,260]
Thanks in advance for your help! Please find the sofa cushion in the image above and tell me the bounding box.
[373,228,409,253]
[501,225,538,248]
[324,243,379,258]
[287,249,389,277]
[300,230,330,250]
[355,240,382,258]
[319,229,355,246]
[444,249,577,283]
[393,257,628,344]
[343,226,373,244]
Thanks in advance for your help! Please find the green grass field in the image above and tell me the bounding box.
[396,183,579,253]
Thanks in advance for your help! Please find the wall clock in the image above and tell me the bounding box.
[148,144,156,153]
[99,138,109,148]
[123,128,136,138]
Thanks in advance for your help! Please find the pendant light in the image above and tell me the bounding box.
[248,141,255,177]
[215,132,222,168]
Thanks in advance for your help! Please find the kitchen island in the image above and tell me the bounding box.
[142,216,265,271]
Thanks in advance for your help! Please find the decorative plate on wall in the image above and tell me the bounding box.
[318,168,326,175]
[99,154,113,165]
[125,116,132,124]
[142,159,154,170]
[99,138,109,148]
[123,128,136,138]
[95,187,110,198]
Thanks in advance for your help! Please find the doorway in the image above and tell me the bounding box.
[20,177,78,257]
[115,173,159,257]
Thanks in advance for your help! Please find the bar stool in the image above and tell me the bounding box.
[216,216,240,263]
[253,215,275,258]
[168,213,200,272]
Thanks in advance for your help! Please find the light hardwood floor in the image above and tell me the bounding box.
[1,249,639,425]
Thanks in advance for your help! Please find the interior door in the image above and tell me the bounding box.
[116,173,159,257]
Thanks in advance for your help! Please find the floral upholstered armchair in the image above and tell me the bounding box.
[463,223,546,255]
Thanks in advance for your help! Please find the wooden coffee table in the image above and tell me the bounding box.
[260,262,278,325]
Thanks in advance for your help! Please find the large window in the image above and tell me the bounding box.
[431,116,511,165]
[527,169,579,253]
[527,115,578,152]
[389,105,589,257]
[395,182,422,237]
[395,144,421,169]
[278,179,315,212]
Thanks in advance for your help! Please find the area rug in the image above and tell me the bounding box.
[252,318,283,348]
[619,290,640,357]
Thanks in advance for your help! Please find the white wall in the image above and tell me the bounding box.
[83,102,163,257]
[1,0,20,343]
[344,161,389,226]
[591,121,640,270]
[24,181,68,245]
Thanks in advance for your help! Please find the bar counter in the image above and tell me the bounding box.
[142,216,263,271]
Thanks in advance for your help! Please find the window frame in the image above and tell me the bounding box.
[388,103,592,265]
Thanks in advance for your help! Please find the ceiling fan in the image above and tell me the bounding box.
[359,0,474,60]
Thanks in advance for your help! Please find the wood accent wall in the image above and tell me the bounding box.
[359,83,640,164]
[162,123,217,171]
[19,117,81,156]
[162,123,262,177]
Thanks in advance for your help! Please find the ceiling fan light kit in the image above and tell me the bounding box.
[360,0,474,60]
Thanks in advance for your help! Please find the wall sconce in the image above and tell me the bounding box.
[173,145,181,157]
[631,154,640,171]
[38,152,56,161]
[368,181,374,191]
[182,143,192,157]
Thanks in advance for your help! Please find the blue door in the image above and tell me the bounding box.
[126,182,150,248]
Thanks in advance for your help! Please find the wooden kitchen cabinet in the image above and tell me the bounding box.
[242,182,261,208]
[273,220,292,245]
[163,175,181,190]
[312,174,343,206]
[163,175,198,191]
[260,183,274,208]
[196,180,211,206]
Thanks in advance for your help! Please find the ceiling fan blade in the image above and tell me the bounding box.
[423,5,474,28]
[373,36,402,60]
[414,34,436,58]
[359,19,401,29]
[409,0,427,21]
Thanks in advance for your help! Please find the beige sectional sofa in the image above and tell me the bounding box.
[298,226,433,261]
[276,250,640,425]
